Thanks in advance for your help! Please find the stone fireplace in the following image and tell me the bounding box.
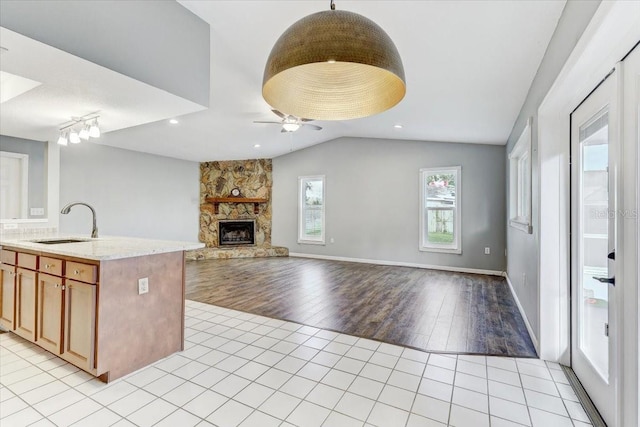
[219,220,255,246]
[187,159,288,260]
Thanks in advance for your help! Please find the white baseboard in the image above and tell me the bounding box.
[289,252,504,276]
[504,273,539,353]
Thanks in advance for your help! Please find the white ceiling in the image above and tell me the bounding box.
[0,27,206,143]
[1,1,566,162]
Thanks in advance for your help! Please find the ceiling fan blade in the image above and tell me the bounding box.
[253,121,281,124]
[271,109,287,119]
[302,123,322,130]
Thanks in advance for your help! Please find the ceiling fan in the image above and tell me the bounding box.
[253,109,322,133]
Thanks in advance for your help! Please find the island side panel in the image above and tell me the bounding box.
[96,251,185,381]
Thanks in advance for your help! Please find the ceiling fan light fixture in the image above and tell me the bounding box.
[262,0,405,121]
[282,122,301,132]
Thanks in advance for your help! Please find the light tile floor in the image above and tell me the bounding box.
[0,300,592,427]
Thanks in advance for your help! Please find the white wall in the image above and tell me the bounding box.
[505,0,601,341]
[273,137,506,273]
[59,142,199,241]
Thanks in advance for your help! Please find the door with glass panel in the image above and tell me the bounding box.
[570,73,618,426]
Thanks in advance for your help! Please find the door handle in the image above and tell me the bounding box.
[593,276,615,286]
[608,251,615,260]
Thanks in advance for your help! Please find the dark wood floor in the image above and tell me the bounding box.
[185,257,537,357]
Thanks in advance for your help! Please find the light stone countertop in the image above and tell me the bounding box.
[0,234,204,261]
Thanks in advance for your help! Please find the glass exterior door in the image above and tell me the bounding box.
[570,74,617,426]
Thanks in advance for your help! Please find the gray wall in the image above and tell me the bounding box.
[273,137,506,272]
[59,142,199,241]
[505,0,601,339]
[0,0,210,107]
[0,135,47,218]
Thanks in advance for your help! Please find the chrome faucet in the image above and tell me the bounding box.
[61,202,98,238]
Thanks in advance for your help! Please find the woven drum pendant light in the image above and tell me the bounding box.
[262,0,406,121]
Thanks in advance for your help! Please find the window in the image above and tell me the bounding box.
[509,118,532,233]
[298,175,325,244]
[420,166,461,253]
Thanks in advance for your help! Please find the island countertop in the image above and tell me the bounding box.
[0,234,204,261]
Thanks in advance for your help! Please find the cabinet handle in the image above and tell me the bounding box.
[45,264,55,269]
[54,284,59,288]
[61,285,66,290]
[74,269,81,275]
[9,271,14,276]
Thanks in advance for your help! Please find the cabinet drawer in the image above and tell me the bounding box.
[1,250,17,265]
[39,257,63,276]
[65,261,97,284]
[17,253,37,270]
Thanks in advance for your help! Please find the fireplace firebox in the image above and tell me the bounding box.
[218,220,255,246]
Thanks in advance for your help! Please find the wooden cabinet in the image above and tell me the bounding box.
[36,273,64,354]
[62,280,96,371]
[0,245,185,383]
[0,262,16,330]
[36,258,97,372]
[15,268,37,341]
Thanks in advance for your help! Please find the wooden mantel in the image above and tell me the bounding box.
[205,197,268,214]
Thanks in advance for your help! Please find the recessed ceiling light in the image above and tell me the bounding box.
[169,119,178,124]
[394,124,403,129]
[254,144,261,148]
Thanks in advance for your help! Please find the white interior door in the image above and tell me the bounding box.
[570,73,618,426]
[0,152,29,219]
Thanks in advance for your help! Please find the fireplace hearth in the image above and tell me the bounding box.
[218,220,255,246]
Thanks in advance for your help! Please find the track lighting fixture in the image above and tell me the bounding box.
[57,114,101,146]
[57,131,68,146]
[89,119,100,138]
[79,124,90,140]
[69,129,81,144]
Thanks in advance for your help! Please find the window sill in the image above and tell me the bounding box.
[419,246,462,254]
[298,240,325,246]
[509,219,532,234]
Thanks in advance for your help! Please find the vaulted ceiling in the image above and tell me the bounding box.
[1,1,567,162]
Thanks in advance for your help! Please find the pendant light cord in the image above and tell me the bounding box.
[330,0,335,10]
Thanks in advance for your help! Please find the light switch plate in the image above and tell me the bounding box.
[138,277,149,295]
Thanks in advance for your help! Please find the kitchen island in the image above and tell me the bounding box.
[0,235,203,382]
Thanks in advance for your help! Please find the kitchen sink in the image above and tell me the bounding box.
[30,238,91,244]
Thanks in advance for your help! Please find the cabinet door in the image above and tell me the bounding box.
[62,280,95,371]
[37,273,64,354]
[15,268,37,341]
[0,263,16,330]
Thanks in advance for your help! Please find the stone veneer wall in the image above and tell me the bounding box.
[190,159,288,260]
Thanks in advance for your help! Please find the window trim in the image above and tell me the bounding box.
[298,175,326,245]
[509,118,533,234]
[419,166,462,254]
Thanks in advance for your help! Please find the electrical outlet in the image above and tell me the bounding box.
[484,247,490,255]
[138,277,149,295]
[30,207,45,216]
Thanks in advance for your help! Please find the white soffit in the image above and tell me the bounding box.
[0,70,41,104]
[0,27,206,143]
